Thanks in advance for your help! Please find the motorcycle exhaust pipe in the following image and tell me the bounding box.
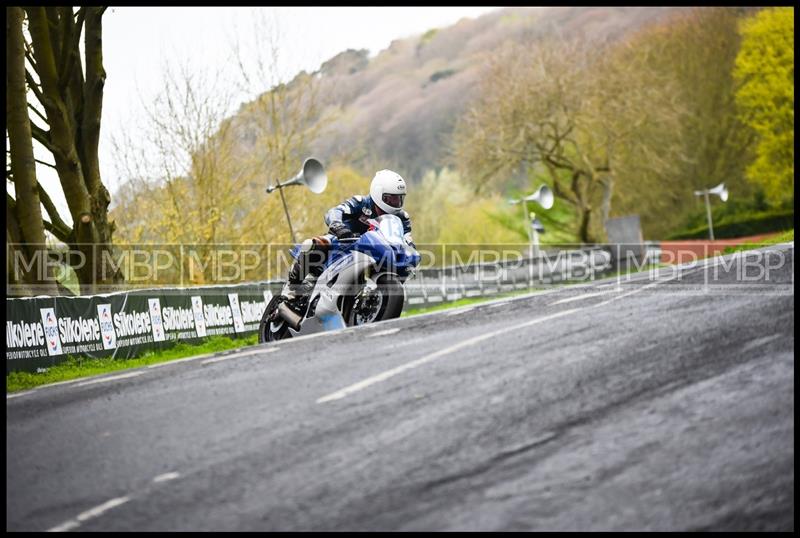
[277,302,303,331]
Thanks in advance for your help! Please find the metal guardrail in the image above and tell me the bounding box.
[403,246,613,306]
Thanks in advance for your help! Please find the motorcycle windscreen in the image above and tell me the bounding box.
[377,214,405,245]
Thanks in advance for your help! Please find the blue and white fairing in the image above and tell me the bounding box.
[290,214,421,277]
[287,214,420,337]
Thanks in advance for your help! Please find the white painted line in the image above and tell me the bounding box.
[29,378,84,389]
[73,371,144,388]
[201,347,277,365]
[47,496,130,532]
[740,333,783,353]
[7,378,91,398]
[368,328,401,338]
[47,520,81,532]
[446,307,476,316]
[7,390,38,400]
[146,353,219,369]
[317,307,582,404]
[595,283,617,289]
[152,471,181,483]
[548,291,613,306]
[595,281,660,306]
[281,325,358,344]
[595,262,710,307]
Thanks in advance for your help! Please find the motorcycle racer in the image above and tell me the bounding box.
[281,169,413,303]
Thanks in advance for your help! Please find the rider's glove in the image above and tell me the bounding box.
[329,222,355,240]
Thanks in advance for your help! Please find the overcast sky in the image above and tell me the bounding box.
[32,7,511,224]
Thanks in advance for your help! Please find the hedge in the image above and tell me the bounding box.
[666,209,794,240]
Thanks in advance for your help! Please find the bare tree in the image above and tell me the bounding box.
[110,58,250,284]
[6,6,120,295]
[109,9,341,285]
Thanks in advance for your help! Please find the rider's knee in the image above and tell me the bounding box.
[301,235,332,253]
[299,238,315,253]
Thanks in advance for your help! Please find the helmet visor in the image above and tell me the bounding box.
[382,193,405,209]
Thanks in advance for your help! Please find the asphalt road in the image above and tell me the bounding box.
[6,243,794,531]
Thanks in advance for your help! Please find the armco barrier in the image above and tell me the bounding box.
[5,247,612,373]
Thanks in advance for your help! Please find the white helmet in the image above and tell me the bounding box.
[370,169,407,214]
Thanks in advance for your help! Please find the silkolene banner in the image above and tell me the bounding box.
[5,283,280,373]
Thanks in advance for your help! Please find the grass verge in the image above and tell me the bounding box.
[722,229,793,254]
[7,334,257,393]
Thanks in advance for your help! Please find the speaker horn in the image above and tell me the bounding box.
[267,158,327,194]
[708,182,728,202]
[524,184,554,209]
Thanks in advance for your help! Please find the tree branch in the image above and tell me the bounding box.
[42,218,73,243]
[80,6,106,196]
[60,7,86,90]
[35,157,58,170]
[8,147,58,171]
[44,7,62,74]
[28,102,49,125]
[57,7,73,83]
[29,122,59,157]
[25,68,46,107]
[23,36,38,71]
[544,155,576,172]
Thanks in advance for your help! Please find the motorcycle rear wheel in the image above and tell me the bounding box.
[344,274,404,326]
[258,296,293,343]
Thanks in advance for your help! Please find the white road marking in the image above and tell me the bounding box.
[548,291,613,306]
[48,520,81,532]
[7,390,38,400]
[27,378,84,390]
[740,333,783,353]
[201,348,277,365]
[594,261,713,307]
[146,353,218,369]
[47,496,130,532]
[446,306,476,316]
[152,472,181,483]
[368,328,401,338]
[595,283,617,288]
[73,371,143,388]
[283,326,358,343]
[317,307,582,404]
[7,379,77,401]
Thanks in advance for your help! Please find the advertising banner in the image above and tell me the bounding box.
[5,282,281,373]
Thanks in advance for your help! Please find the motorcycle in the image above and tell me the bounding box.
[258,213,421,342]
